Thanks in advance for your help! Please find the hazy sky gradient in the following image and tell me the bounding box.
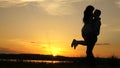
[0,0,120,58]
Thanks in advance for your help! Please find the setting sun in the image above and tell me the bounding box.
[51,47,60,56]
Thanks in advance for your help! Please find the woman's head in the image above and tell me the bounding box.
[85,5,94,14]
[83,5,95,24]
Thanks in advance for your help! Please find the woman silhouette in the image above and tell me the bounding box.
[71,5,101,66]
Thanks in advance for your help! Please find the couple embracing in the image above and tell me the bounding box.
[71,5,101,66]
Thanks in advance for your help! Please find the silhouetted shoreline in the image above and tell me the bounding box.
[0,54,120,68]
[0,54,79,61]
[0,54,120,64]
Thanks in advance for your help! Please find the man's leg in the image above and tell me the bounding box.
[86,37,97,68]
[86,44,96,68]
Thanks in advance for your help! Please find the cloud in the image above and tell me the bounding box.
[7,39,48,47]
[111,28,120,32]
[0,0,41,7]
[0,0,95,15]
[0,47,17,53]
[115,0,120,8]
[101,24,108,28]
[109,25,120,32]
[7,39,39,46]
[96,43,110,45]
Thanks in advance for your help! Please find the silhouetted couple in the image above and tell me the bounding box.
[71,5,101,67]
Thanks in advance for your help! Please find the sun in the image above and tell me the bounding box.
[53,53,56,57]
[51,47,60,57]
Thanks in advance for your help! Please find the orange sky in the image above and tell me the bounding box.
[0,0,120,58]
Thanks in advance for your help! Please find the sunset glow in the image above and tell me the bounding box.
[51,47,59,56]
[0,0,120,58]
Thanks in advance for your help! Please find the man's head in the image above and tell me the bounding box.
[94,9,101,17]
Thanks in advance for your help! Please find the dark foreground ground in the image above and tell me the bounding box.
[0,54,120,68]
[0,61,120,68]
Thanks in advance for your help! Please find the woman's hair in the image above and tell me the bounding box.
[83,5,94,24]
